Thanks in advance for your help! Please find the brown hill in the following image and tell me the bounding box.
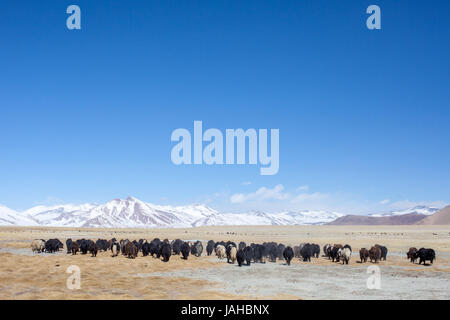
[416,205,450,225]
[327,213,427,226]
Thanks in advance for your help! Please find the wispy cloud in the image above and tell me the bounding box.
[380,199,390,205]
[230,184,290,204]
[291,192,328,203]
[228,184,350,212]
[230,184,327,205]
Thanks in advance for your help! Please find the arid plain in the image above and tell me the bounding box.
[0,225,449,300]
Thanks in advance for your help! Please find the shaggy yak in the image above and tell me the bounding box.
[330,244,343,262]
[215,245,226,260]
[228,246,237,264]
[417,248,436,265]
[243,246,253,266]
[31,239,45,253]
[359,248,369,263]
[111,242,120,257]
[69,242,80,255]
[79,239,92,255]
[149,239,161,257]
[120,239,130,255]
[161,243,172,262]
[96,239,109,252]
[338,247,352,265]
[283,246,294,266]
[181,242,190,260]
[141,242,150,257]
[226,243,236,263]
[206,240,215,256]
[369,246,381,263]
[266,242,278,262]
[375,244,388,261]
[89,242,99,257]
[407,247,418,263]
[311,244,320,258]
[66,239,73,254]
[125,242,138,259]
[323,244,332,258]
[277,243,286,260]
[191,241,203,257]
[236,249,245,267]
[252,244,266,263]
[172,239,183,255]
[300,243,313,262]
[45,239,63,253]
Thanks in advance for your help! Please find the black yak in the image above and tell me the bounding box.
[417,248,436,265]
[407,247,418,263]
[237,249,245,267]
[243,246,253,266]
[206,240,215,256]
[161,243,172,262]
[283,246,294,265]
[191,241,203,257]
[360,248,369,263]
[181,242,190,260]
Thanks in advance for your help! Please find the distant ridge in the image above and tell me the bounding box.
[416,205,450,225]
[326,213,427,226]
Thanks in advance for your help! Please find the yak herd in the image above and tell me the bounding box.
[30,237,437,266]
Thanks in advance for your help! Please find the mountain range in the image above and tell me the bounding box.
[327,205,450,226]
[0,196,445,228]
[327,213,429,226]
[416,205,450,225]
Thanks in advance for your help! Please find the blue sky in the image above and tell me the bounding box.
[1,1,449,213]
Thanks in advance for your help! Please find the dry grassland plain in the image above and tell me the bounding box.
[0,225,449,300]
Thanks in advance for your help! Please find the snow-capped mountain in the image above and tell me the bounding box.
[24,203,98,227]
[368,205,439,217]
[15,197,219,228]
[191,210,343,227]
[81,197,219,228]
[0,204,38,226]
[0,198,443,228]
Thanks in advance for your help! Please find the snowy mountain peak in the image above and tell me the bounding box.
[408,205,440,214]
[125,196,141,202]
[0,204,38,226]
[369,205,439,217]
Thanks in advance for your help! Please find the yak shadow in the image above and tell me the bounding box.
[416,262,433,266]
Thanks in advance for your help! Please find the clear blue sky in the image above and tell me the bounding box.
[1,1,449,213]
